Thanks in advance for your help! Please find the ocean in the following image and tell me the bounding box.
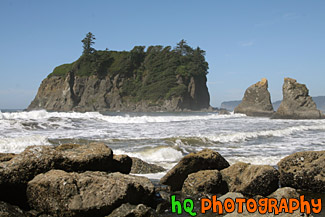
[1,109,325,180]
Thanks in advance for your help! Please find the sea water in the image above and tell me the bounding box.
[1,110,325,180]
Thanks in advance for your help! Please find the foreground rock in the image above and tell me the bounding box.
[27,170,155,216]
[56,143,114,172]
[268,187,299,200]
[182,170,226,195]
[224,188,313,217]
[277,151,325,192]
[130,157,165,174]
[106,203,157,217]
[0,146,63,207]
[221,162,279,196]
[0,143,127,207]
[111,155,132,174]
[234,78,274,117]
[0,201,26,217]
[160,149,229,191]
[0,153,16,162]
[272,78,324,119]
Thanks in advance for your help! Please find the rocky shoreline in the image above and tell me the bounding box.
[0,143,324,216]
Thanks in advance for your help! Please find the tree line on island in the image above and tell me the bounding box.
[49,32,209,103]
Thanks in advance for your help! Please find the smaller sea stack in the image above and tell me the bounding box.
[272,78,324,119]
[234,78,274,117]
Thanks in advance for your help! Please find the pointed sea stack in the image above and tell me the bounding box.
[272,78,324,119]
[234,78,274,117]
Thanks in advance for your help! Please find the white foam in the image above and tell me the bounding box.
[114,146,183,165]
[0,110,245,124]
[0,135,52,153]
[226,155,285,166]
[206,123,325,143]
[132,172,166,180]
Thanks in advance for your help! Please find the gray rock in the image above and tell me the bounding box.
[130,157,165,174]
[277,151,325,192]
[111,154,132,174]
[56,142,114,172]
[221,162,279,196]
[218,192,245,202]
[218,109,231,115]
[234,78,274,117]
[268,187,299,200]
[160,149,229,191]
[106,203,157,217]
[0,145,63,207]
[0,143,125,207]
[27,170,155,217]
[272,78,324,119]
[182,170,225,195]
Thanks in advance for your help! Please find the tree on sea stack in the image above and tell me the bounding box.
[82,32,96,55]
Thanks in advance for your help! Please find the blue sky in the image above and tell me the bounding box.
[1,0,325,109]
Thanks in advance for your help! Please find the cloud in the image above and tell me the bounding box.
[240,41,254,47]
[254,12,300,28]
[282,12,299,20]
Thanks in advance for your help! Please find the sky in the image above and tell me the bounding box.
[0,0,325,109]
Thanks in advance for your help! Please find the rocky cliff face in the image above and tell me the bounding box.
[28,46,211,112]
[234,78,274,117]
[272,78,324,119]
[28,72,210,112]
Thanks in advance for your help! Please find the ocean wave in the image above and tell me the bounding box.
[114,146,183,165]
[0,135,52,153]
[0,110,246,124]
[206,124,325,143]
[226,155,285,166]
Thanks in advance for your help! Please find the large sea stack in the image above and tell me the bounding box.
[272,78,324,119]
[28,43,210,112]
[234,78,274,117]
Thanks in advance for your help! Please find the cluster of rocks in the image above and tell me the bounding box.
[159,149,323,216]
[1,144,324,216]
[0,143,165,217]
[234,77,324,119]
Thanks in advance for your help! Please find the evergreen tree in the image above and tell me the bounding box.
[82,32,96,55]
[176,39,192,56]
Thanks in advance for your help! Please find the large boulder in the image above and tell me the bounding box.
[106,203,157,217]
[268,187,300,200]
[130,157,165,174]
[221,162,279,196]
[160,149,229,191]
[56,143,113,172]
[182,170,226,195]
[27,170,156,217]
[277,151,325,192]
[0,146,63,207]
[111,155,132,174]
[234,78,274,117]
[0,143,125,207]
[272,78,324,119]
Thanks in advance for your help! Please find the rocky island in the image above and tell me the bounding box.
[28,36,210,112]
[272,78,324,119]
[234,78,274,117]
